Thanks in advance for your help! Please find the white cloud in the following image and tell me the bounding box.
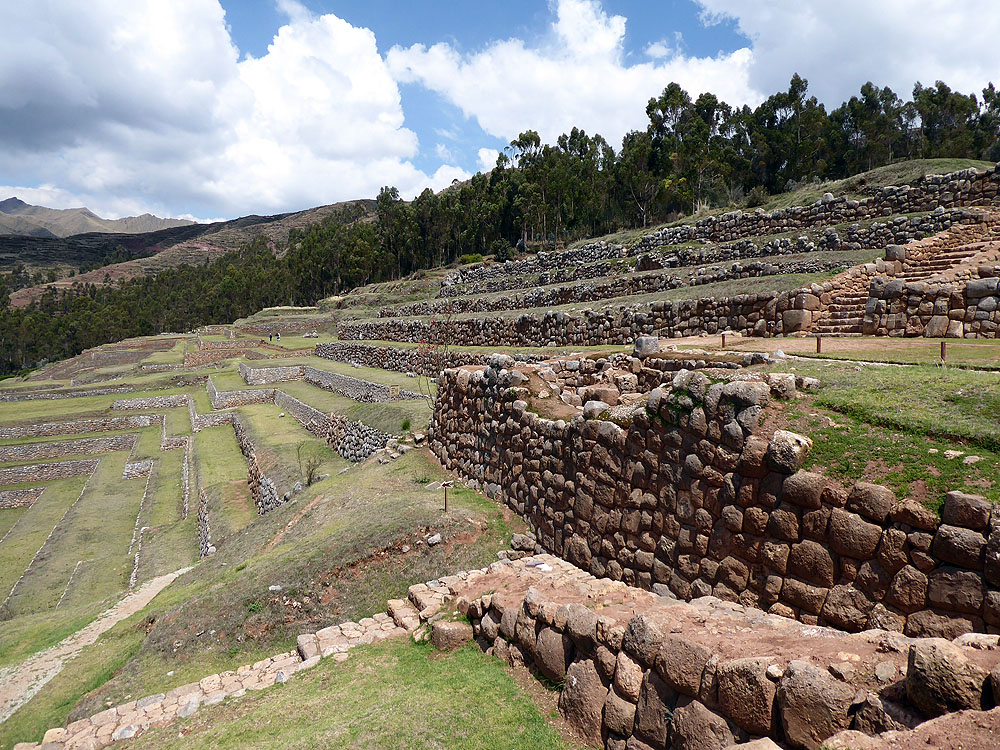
[0,0,463,218]
[478,148,500,171]
[387,0,759,148]
[695,0,1000,105]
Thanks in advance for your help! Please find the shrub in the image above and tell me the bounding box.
[401,418,411,432]
[745,185,769,207]
[459,253,483,265]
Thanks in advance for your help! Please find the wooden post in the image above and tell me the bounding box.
[816,335,822,354]
[941,341,946,362]
[441,480,453,512]
[721,333,726,349]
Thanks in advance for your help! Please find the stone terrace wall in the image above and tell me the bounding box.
[231,414,282,515]
[196,488,213,558]
[864,275,1000,338]
[316,341,544,378]
[0,458,99,486]
[458,555,1000,750]
[325,414,392,462]
[303,367,425,402]
[430,361,1000,638]
[340,292,783,347]
[112,395,190,410]
[273,390,331,439]
[0,415,160,440]
[0,386,131,403]
[238,362,305,385]
[0,435,137,463]
[183,348,253,367]
[439,208,972,299]
[206,377,275,410]
[392,256,849,319]
[0,487,44,509]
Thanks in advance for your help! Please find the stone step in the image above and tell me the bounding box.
[386,598,421,630]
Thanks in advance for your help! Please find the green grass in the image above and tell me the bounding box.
[0,477,88,612]
[771,359,1000,509]
[0,386,192,425]
[194,426,247,489]
[276,380,432,434]
[0,614,147,750]
[126,639,583,750]
[6,452,142,617]
[0,599,105,670]
[797,340,1000,370]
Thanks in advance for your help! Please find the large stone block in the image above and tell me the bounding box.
[777,660,855,750]
[560,658,609,739]
[717,657,778,736]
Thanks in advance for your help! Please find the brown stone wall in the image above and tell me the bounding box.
[429,362,1000,638]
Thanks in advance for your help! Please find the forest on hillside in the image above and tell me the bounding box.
[1,76,999,375]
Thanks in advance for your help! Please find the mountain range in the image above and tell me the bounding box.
[0,197,195,238]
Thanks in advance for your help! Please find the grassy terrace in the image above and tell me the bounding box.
[132,639,585,750]
[1,448,527,748]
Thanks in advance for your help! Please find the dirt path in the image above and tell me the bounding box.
[0,567,192,725]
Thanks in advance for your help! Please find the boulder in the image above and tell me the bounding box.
[932,525,986,569]
[905,638,988,717]
[777,660,855,750]
[535,626,573,682]
[633,336,661,360]
[941,491,991,531]
[635,669,677,746]
[821,585,875,632]
[656,636,713,697]
[603,688,637,736]
[430,619,473,651]
[765,431,812,474]
[559,658,608,739]
[717,657,778,735]
[827,508,882,558]
[846,483,895,523]
[671,700,736,750]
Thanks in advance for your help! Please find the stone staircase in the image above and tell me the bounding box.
[810,289,869,336]
[899,242,994,282]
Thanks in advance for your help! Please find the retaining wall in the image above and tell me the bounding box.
[0,415,160,441]
[430,360,1000,638]
[0,487,44,509]
[0,459,99,486]
[315,342,542,378]
[0,386,131,403]
[0,435,138,463]
[112,395,190,410]
[231,415,282,515]
[864,275,1000,337]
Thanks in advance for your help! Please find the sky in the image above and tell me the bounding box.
[0,0,998,222]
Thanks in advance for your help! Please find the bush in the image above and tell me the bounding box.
[459,253,483,265]
[401,418,411,432]
[491,239,517,262]
[745,185,770,208]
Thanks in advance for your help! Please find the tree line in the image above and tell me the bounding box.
[1,75,997,375]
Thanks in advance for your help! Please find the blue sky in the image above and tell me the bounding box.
[0,1,997,220]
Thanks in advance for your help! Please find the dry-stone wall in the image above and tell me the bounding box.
[122,460,153,480]
[316,341,541,377]
[437,208,973,302]
[0,415,160,440]
[0,386,131,402]
[324,414,393,463]
[112,395,190,410]
[183,348,253,367]
[0,487,44,509]
[458,554,1000,750]
[303,367,424,402]
[196,488,214,558]
[206,377,274,410]
[0,435,137,463]
[430,360,1000,638]
[0,459,99,486]
[864,275,1000,337]
[273,390,330,438]
[238,362,304,385]
[230,414,282,515]
[390,256,850,319]
[340,293,783,347]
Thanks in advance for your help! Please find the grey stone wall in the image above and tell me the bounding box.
[112,395,190,410]
[231,414,283,515]
[430,361,1000,638]
[0,487,44,509]
[0,415,160,440]
[864,276,1000,338]
[0,458,99,486]
[0,435,137,463]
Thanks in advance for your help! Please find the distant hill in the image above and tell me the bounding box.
[0,197,195,238]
